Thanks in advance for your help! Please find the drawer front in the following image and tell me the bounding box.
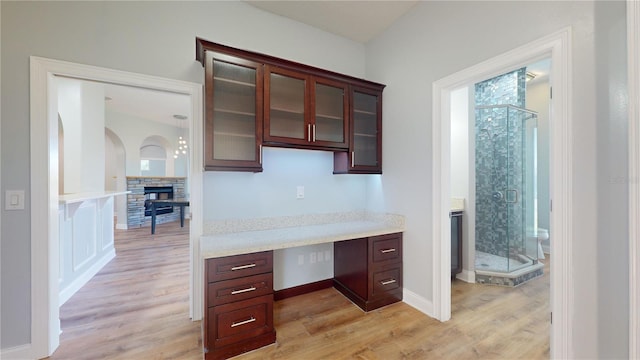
[371,234,402,264]
[209,295,274,349]
[208,273,273,306]
[207,251,273,282]
[371,266,402,298]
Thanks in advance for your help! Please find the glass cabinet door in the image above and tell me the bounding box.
[205,51,263,171]
[313,78,348,148]
[351,88,382,171]
[264,66,308,144]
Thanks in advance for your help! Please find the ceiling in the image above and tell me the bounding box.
[245,1,419,43]
[101,2,549,125]
[104,83,191,127]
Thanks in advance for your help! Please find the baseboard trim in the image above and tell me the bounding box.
[274,279,334,301]
[456,269,475,283]
[403,288,434,318]
[59,249,116,306]
[1,343,33,359]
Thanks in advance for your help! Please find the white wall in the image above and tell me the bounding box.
[106,110,187,177]
[57,77,105,194]
[526,77,551,249]
[450,87,469,199]
[450,86,475,277]
[364,1,627,358]
[1,1,365,350]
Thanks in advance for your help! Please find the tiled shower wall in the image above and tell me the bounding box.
[474,68,527,260]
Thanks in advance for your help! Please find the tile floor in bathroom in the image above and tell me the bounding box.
[475,250,532,273]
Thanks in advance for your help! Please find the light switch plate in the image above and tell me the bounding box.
[5,190,25,210]
[296,186,304,199]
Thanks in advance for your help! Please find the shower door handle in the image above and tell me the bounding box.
[506,189,519,204]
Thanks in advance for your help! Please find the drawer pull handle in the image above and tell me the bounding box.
[380,279,397,285]
[231,287,257,295]
[231,317,256,328]
[380,248,396,254]
[231,263,256,271]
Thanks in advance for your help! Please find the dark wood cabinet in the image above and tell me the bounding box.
[451,211,463,278]
[333,233,402,311]
[204,251,275,360]
[264,66,349,150]
[196,38,384,173]
[202,49,264,172]
[333,85,383,174]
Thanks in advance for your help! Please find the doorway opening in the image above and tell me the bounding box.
[29,57,203,358]
[431,28,573,358]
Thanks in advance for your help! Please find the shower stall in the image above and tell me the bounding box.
[474,104,542,282]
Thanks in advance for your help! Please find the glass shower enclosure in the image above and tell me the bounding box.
[475,104,538,273]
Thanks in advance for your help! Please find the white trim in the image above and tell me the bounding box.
[115,223,129,230]
[30,56,204,358]
[431,28,572,359]
[59,249,115,306]
[627,1,640,358]
[0,343,33,360]
[455,269,475,283]
[402,288,434,318]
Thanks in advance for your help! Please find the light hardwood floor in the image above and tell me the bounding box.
[48,222,549,360]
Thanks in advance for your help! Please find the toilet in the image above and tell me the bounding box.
[527,228,549,260]
[536,228,549,260]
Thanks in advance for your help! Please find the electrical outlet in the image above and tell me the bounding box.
[296,186,305,199]
[324,250,331,261]
[317,251,324,262]
[298,254,304,265]
[309,252,316,264]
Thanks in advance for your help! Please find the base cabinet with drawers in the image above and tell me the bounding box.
[333,233,403,311]
[204,251,276,360]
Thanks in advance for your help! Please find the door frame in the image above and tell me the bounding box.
[431,28,572,358]
[627,1,640,358]
[29,56,204,358]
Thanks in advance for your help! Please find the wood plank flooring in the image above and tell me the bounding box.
[47,222,549,360]
[47,221,202,360]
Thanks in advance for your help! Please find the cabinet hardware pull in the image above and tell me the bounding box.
[308,124,311,141]
[380,248,396,253]
[351,151,355,167]
[259,144,262,164]
[231,317,256,328]
[380,279,397,285]
[231,287,257,295]
[313,124,316,142]
[230,263,256,271]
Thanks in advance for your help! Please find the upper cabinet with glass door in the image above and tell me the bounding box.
[264,66,348,150]
[200,47,263,172]
[197,38,383,173]
[333,85,384,174]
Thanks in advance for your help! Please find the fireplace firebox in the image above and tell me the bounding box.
[144,186,174,216]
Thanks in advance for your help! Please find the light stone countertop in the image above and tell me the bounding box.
[59,190,131,205]
[451,198,465,212]
[200,212,404,259]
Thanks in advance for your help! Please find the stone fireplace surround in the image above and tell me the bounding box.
[126,176,186,228]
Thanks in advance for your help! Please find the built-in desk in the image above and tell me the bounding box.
[199,212,405,360]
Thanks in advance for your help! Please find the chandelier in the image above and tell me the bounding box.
[173,114,188,158]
